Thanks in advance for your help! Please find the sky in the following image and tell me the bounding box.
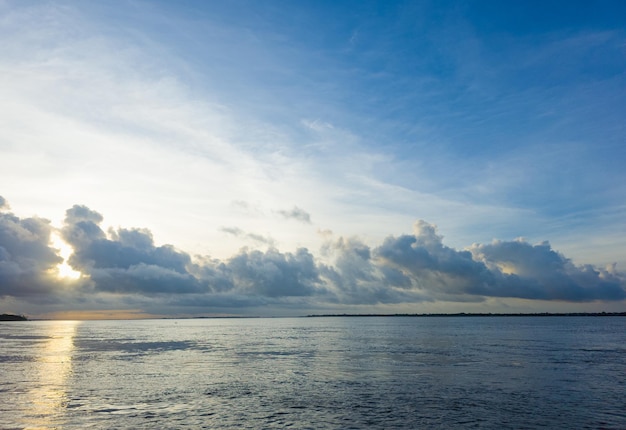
[1,0,625,318]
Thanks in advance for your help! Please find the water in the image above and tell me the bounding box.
[1,317,625,429]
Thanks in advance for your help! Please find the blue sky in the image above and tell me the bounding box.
[1,0,625,318]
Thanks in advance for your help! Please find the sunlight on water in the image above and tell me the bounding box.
[1,317,625,429]
[24,321,79,429]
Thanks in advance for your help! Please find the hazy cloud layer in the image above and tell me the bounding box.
[1,199,624,315]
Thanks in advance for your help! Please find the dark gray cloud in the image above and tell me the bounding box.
[375,221,496,299]
[60,205,326,301]
[0,198,62,297]
[319,237,431,305]
[227,248,323,297]
[372,220,625,302]
[470,240,626,301]
[88,264,204,294]
[277,206,311,223]
[0,195,8,210]
[61,205,205,294]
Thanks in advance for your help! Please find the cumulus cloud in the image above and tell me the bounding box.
[228,248,323,297]
[375,221,496,300]
[277,206,312,223]
[319,236,431,305]
[0,198,62,296]
[470,240,626,301]
[61,205,204,295]
[1,201,624,316]
[58,204,326,302]
[372,220,625,302]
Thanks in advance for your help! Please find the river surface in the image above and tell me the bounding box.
[1,316,625,429]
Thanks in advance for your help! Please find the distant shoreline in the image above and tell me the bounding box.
[305,312,626,318]
[4,313,625,321]
[0,314,28,321]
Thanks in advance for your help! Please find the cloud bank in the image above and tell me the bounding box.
[1,197,624,316]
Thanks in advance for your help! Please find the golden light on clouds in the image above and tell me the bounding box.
[50,233,82,280]
[496,262,518,275]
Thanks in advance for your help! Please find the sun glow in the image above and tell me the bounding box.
[50,234,82,280]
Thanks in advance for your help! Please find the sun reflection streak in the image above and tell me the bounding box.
[25,321,80,429]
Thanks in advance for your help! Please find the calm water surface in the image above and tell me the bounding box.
[1,317,625,429]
